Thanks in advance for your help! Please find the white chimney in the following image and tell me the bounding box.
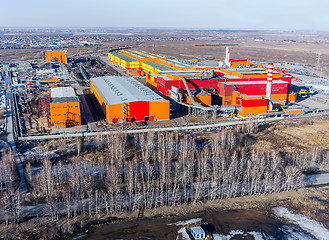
[225,47,230,67]
[266,63,273,100]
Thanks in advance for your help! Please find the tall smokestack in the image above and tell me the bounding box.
[225,47,230,67]
[266,63,273,100]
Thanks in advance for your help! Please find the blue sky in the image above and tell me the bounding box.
[0,0,328,30]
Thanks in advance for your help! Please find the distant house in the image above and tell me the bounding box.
[191,226,205,239]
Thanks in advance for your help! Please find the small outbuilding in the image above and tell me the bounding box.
[190,226,205,239]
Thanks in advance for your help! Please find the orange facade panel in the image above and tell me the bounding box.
[38,79,61,83]
[232,91,240,105]
[219,95,233,105]
[44,50,67,64]
[149,101,170,121]
[287,93,297,102]
[108,103,125,122]
[181,92,212,106]
[90,80,108,116]
[145,74,158,90]
[50,101,81,128]
[239,106,268,117]
[283,109,302,115]
[230,61,251,68]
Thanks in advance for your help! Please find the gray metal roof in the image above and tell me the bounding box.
[91,76,168,105]
[191,226,205,235]
[144,62,176,71]
[110,51,138,63]
[51,87,76,98]
[51,87,79,103]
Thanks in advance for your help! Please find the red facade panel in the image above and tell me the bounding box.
[237,98,268,107]
[157,75,291,98]
[235,84,266,95]
[130,101,149,121]
[218,84,234,96]
[234,82,288,96]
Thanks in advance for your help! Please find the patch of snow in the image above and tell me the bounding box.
[213,233,230,240]
[229,229,244,236]
[177,227,190,240]
[274,207,329,240]
[213,230,275,240]
[247,231,265,240]
[170,218,202,226]
[279,225,315,240]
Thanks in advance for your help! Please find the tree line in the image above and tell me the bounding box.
[0,123,314,239]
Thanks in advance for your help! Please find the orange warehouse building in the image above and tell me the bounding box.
[44,50,67,64]
[50,87,81,128]
[90,76,170,123]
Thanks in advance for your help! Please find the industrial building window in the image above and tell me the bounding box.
[58,114,62,116]
[69,106,73,108]
[75,106,78,108]
[52,107,56,109]
[63,106,67,108]
[52,115,56,116]
[57,107,61,108]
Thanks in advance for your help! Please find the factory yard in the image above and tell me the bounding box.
[2,30,329,136]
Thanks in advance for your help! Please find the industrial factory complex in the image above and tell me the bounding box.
[108,48,299,119]
[2,45,324,138]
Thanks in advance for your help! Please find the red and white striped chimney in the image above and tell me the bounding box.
[266,63,273,100]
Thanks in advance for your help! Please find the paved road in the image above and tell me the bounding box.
[100,56,129,76]
[305,173,329,186]
[4,75,26,191]
[18,116,286,140]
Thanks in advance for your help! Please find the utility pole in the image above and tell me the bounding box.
[316,51,321,69]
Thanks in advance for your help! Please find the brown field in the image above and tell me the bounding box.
[252,119,329,154]
[2,30,329,74]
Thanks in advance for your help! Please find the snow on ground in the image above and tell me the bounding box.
[0,94,5,109]
[213,230,271,240]
[213,233,229,240]
[247,231,267,240]
[23,146,60,160]
[175,225,315,240]
[172,218,202,240]
[176,227,190,240]
[278,225,315,240]
[169,218,202,226]
[274,207,329,240]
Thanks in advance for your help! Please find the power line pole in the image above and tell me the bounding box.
[316,51,321,69]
